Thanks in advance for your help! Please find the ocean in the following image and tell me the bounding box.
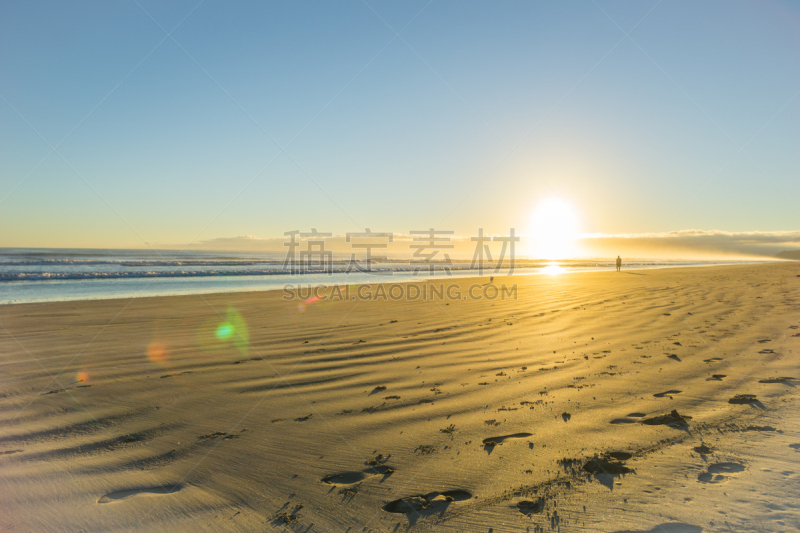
[0,248,757,305]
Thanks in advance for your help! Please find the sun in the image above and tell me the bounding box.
[527,198,580,259]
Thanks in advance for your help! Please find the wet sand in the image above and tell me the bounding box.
[1,263,799,532]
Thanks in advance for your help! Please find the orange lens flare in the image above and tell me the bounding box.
[147,341,168,364]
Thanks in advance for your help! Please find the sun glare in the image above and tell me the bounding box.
[528,198,580,259]
[542,264,566,275]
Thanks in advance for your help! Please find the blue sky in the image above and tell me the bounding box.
[1,0,798,253]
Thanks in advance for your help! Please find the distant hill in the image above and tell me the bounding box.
[777,250,800,260]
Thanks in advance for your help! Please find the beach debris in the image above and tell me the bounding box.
[366,454,390,466]
[339,485,358,497]
[272,503,303,524]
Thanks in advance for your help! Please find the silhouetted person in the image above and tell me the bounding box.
[616,255,622,272]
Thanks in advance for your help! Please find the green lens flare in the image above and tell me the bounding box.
[216,322,234,340]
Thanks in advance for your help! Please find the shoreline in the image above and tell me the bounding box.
[0,260,777,306]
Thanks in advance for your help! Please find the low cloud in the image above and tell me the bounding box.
[579,229,800,259]
[160,229,800,260]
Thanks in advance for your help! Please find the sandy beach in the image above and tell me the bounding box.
[1,263,799,532]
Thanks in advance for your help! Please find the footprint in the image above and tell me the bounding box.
[321,465,394,485]
[606,451,633,461]
[482,433,533,446]
[322,472,369,485]
[693,444,713,455]
[642,410,691,428]
[583,454,634,475]
[697,462,745,483]
[160,371,192,379]
[198,432,239,440]
[612,523,702,533]
[517,498,545,515]
[728,394,759,405]
[98,485,182,503]
[383,490,471,514]
[653,390,682,398]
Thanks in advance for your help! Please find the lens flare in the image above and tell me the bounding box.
[196,306,249,355]
[216,322,234,340]
[147,341,168,364]
[75,371,89,383]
